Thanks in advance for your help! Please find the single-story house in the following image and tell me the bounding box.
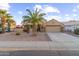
[22,19,64,32]
[45,19,64,32]
[62,20,79,32]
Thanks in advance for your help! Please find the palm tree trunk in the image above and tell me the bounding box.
[8,22,10,32]
[32,24,37,36]
[2,22,5,33]
[1,17,6,33]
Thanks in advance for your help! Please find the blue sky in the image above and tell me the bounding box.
[0,3,79,25]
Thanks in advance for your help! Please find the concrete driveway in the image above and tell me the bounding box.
[47,32,79,50]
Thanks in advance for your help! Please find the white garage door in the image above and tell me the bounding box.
[46,26,61,32]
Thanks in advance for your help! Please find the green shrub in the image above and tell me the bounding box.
[16,31,20,35]
[74,28,79,35]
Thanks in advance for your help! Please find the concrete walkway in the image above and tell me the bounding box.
[0,32,79,55]
[0,41,50,50]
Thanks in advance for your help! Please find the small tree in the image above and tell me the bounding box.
[74,28,79,35]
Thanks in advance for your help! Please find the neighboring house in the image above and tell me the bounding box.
[45,19,64,32]
[62,20,79,32]
[16,25,22,28]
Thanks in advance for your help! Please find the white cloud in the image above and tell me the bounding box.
[34,5,60,13]
[0,3,10,10]
[52,16,61,19]
[72,14,77,16]
[65,14,69,16]
[44,16,53,21]
[72,9,77,12]
[72,5,79,12]
[34,5,42,10]
[45,15,62,21]
[76,5,79,9]
[65,17,70,20]
[44,6,60,13]
[18,11,23,15]
[64,17,74,21]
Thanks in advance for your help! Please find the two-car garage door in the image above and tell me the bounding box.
[46,25,62,32]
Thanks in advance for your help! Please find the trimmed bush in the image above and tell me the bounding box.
[74,28,79,35]
[16,31,20,35]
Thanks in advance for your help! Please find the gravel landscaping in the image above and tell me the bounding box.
[0,32,51,41]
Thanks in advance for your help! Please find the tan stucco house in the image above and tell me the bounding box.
[45,19,64,32]
[22,19,64,32]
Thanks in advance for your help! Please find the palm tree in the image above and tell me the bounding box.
[6,14,13,32]
[0,9,7,33]
[0,9,15,32]
[22,8,46,35]
[9,19,16,31]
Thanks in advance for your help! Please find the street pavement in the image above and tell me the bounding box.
[0,33,79,55]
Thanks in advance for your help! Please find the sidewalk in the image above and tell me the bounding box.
[0,41,51,51]
[0,41,71,51]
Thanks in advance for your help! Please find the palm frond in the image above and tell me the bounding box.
[0,9,7,16]
[39,13,46,16]
[26,9,33,16]
[22,8,46,25]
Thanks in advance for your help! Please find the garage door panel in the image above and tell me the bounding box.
[46,26,61,32]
